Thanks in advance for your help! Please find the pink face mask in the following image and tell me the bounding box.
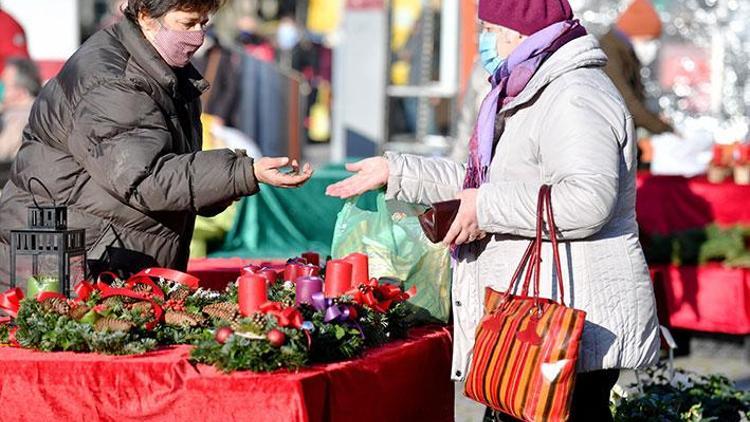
[152,22,205,68]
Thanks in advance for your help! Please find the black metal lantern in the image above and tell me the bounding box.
[9,199,86,298]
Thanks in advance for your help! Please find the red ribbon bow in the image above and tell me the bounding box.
[259,302,304,329]
[1,288,68,318]
[0,288,24,318]
[347,279,417,313]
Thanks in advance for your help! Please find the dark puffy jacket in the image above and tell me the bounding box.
[0,18,258,284]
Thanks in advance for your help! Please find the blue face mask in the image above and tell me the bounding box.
[479,31,505,75]
[0,82,5,104]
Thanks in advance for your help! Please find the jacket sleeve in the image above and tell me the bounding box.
[476,87,624,240]
[603,50,672,135]
[384,152,466,206]
[68,79,259,214]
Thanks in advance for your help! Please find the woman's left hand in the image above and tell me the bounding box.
[443,189,486,246]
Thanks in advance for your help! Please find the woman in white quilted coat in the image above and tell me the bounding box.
[327,0,660,420]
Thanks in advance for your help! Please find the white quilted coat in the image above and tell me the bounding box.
[384,35,660,381]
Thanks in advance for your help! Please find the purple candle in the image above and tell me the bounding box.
[296,276,324,306]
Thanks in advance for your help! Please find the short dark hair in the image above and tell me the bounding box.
[5,57,42,97]
[123,0,225,23]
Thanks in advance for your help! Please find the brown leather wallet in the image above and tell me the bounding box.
[418,199,461,243]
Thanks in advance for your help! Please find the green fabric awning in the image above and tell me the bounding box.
[211,164,378,259]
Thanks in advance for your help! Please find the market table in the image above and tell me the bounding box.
[0,326,453,422]
[636,174,750,335]
[636,173,750,236]
[652,264,750,335]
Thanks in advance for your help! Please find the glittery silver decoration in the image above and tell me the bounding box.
[571,0,750,133]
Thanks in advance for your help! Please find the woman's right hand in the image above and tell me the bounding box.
[254,157,313,188]
[325,157,389,199]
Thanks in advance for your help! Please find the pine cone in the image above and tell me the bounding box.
[129,301,153,315]
[94,317,133,332]
[169,288,191,302]
[202,302,239,322]
[165,310,204,327]
[69,305,91,320]
[41,297,71,315]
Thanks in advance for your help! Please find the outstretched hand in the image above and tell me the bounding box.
[254,157,313,188]
[325,157,389,199]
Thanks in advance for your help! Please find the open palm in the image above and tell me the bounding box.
[325,157,389,199]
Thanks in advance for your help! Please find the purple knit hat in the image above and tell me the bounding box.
[478,0,574,36]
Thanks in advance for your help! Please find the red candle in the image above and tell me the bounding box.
[238,275,267,316]
[344,253,369,286]
[324,260,353,297]
[284,263,303,282]
[301,252,320,266]
[257,268,279,286]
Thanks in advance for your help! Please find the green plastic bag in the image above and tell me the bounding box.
[331,192,451,324]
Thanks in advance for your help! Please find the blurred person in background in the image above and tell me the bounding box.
[192,27,241,127]
[276,15,301,68]
[600,0,673,136]
[0,3,30,73]
[0,0,313,284]
[0,57,41,163]
[236,15,275,63]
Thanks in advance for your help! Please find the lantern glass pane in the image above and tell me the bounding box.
[35,254,60,281]
[12,255,33,291]
[12,254,61,295]
[68,254,86,286]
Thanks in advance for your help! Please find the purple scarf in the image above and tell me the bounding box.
[464,20,587,189]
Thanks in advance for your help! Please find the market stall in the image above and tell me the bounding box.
[0,326,453,422]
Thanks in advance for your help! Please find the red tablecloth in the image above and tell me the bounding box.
[636,173,750,236]
[0,327,453,422]
[652,264,750,335]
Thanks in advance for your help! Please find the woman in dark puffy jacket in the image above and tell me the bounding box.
[0,0,312,286]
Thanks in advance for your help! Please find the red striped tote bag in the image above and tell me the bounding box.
[464,185,587,422]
